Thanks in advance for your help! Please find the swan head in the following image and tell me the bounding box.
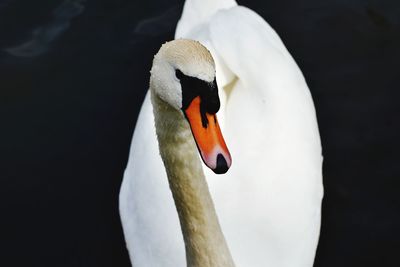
[151,39,231,174]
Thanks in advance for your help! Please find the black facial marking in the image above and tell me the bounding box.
[176,69,220,128]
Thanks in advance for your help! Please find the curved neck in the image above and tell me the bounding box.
[151,92,235,267]
[176,0,237,38]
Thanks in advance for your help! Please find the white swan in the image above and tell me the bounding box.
[119,1,323,266]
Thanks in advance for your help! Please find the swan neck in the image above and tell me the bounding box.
[151,92,235,267]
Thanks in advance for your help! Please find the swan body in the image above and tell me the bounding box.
[119,1,323,266]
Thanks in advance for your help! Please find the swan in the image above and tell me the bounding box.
[119,1,323,266]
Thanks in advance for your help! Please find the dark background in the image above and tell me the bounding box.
[1,0,399,266]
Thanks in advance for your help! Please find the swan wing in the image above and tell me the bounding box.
[204,6,323,267]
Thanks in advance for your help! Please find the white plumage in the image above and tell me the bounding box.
[119,1,323,266]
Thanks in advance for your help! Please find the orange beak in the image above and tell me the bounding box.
[183,96,232,174]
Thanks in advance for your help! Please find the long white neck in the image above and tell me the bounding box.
[176,0,237,38]
[151,92,235,267]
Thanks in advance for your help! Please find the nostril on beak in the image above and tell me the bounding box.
[214,153,229,174]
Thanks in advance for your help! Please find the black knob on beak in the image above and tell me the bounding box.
[205,95,220,114]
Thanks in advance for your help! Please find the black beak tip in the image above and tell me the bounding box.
[213,153,229,174]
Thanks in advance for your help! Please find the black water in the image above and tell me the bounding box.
[1,1,399,266]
